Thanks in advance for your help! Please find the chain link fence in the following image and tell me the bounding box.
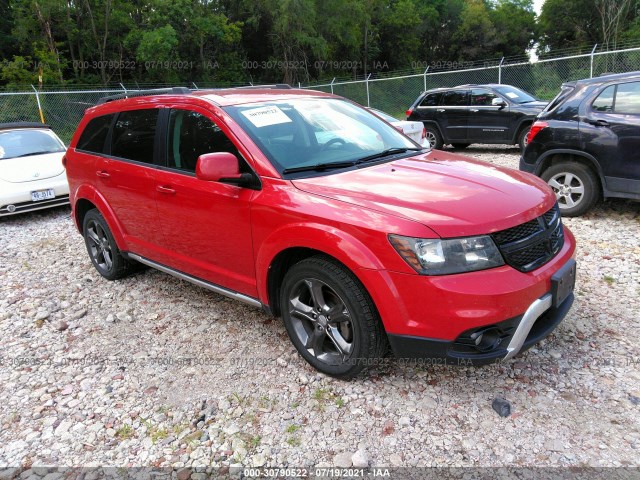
[305,45,640,118]
[1,44,639,143]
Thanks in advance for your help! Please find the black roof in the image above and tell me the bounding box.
[0,122,51,131]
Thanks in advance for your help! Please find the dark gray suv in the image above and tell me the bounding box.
[520,71,640,216]
[406,84,547,150]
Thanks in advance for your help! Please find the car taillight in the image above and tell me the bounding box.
[527,121,548,144]
[405,108,413,118]
[421,127,426,139]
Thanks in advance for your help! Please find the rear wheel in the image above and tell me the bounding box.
[541,162,600,216]
[83,209,134,280]
[424,125,443,150]
[280,256,387,378]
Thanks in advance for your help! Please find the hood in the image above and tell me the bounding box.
[0,152,65,183]
[292,150,555,238]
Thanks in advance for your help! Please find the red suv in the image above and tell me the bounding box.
[65,86,577,378]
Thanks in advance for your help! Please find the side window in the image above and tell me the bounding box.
[167,110,239,173]
[442,90,469,107]
[77,114,113,153]
[420,93,442,107]
[592,85,615,112]
[614,82,640,114]
[111,109,158,163]
[471,89,499,106]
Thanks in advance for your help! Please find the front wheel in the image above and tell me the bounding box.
[424,125,443,150]
[280,256,387,378]
[517,126,530,151]
[541,162,600,216]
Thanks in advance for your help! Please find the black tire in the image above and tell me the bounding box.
[424,125,443,150]
[517,126,531,151]
[541,162,600,216]
[451,143,470,149]
[82,209,134,280]
[279,255,387,379]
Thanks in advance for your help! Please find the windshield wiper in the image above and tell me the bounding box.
[282,147,424,175]
[282,160,358,174]
[13,150,62,158]
[354,147,424,165]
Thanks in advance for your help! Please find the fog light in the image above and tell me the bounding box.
[470,328,502,352]
[7,204,16,213]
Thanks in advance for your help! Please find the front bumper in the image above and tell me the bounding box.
[387,290,574,365]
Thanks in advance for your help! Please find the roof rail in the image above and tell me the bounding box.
[97,87,192,104]
[235,84,292,90]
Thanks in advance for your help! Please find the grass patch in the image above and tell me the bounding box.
[116,424,134,439]
[603,275,616,285]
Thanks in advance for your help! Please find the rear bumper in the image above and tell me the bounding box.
[387,291,574,365]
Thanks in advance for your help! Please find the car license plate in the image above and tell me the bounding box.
[31,189,55,202]
[551,259,576,308]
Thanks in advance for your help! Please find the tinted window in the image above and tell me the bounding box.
[471,89,499,106]
[111,109,158,163]
[167,110,239,172]
[77,114,113,153]
[615,82,640,114]
[592,85,615,112]
[442,90,469,106]
[0,129,65,160]
[420,93,442,106]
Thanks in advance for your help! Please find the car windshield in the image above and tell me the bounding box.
[0,129,66,159]
[225,98,420,176]
[493,86,538,104]
[368,108,399,123]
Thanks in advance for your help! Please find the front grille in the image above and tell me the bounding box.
[491,203,564,273]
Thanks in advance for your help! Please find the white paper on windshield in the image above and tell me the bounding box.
[505,92,519,99]
[241,106,292,128]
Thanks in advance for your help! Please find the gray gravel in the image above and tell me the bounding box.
[1,145,639,469]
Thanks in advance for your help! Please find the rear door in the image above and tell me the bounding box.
[154,106,258,297]
[582,81,640,195]
[96,108,164,258]
[438,90,470,141]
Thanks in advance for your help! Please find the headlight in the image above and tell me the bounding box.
[389,234,505,275]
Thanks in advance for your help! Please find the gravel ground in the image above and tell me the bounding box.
[0,145,639,471]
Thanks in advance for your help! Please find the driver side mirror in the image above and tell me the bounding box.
[492,98,507,108]
[196,152,259,189]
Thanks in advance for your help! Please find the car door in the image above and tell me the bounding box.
[582,81,640,195]
[438,90,470,141]
[154,106,258,297]
[468,88,510,142]
[96,108,164,259]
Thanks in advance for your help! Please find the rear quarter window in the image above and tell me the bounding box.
[420,93,442,107]
[77,114,113,153]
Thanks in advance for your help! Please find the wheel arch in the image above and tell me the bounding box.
[421,121,445,141]
[513,119,533,144]
[535,149,604,196]
[72,185,127,248]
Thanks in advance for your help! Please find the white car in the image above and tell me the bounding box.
[367,108,428,147]
[0,123,69,217]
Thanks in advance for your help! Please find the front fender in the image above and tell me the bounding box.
[254,222,387,304]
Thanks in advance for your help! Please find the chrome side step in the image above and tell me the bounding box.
[127,253,262,308]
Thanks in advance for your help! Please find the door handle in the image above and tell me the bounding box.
[156,185,176,195]
[588,119,609,127]
[96,170,110,178]
[436,109,445,112]
[470,109,479,112]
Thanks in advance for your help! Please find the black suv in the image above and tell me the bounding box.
[406,84,547,150]
[520,72,640,216]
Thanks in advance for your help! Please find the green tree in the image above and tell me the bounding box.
[452,0,497,61]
